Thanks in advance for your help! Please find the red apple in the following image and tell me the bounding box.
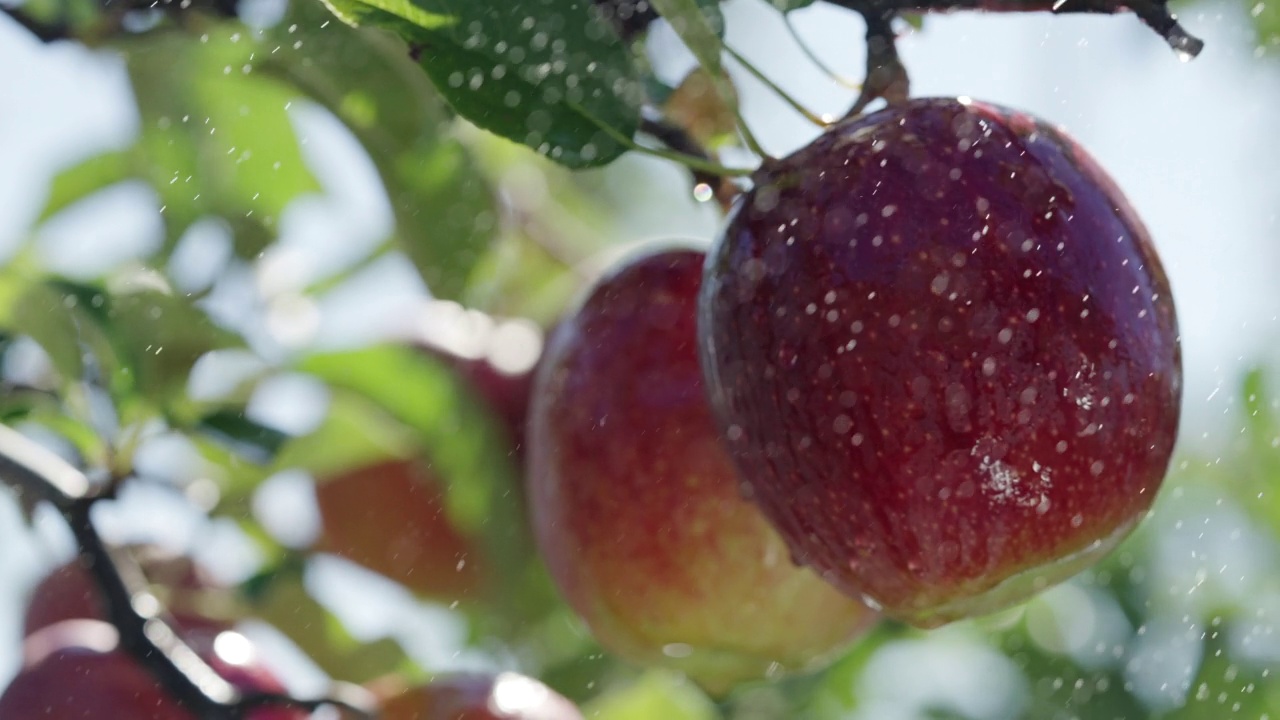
[313,458,485,601]
[698,97,1181,627]
[378,673,583,720]
[0,619,304,719]
[527,247,878,695]
[23,548,221,637]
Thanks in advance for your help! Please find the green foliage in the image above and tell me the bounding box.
[123,30,321,255]
[318,0,644,167]
[260,0,499,298]
[1250,0,1280,53]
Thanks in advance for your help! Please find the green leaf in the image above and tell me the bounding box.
[269,389,417,479]
[1251,0,1280,52]
[195,409,292,465]
[296,345,515,536]
[102,287,243,403]
[294,345,552,628]
[122,30,321,254]
[261,1,496,299]
[246,568,411,683]
[317,0,644,168]
[37,151,136,223]
[584,671,718,720]
[767,0,820,11]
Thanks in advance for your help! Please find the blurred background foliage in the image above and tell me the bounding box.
[0,0,1279,718]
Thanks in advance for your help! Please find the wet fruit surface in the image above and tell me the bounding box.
[699,97,1182,627]
[527,247,876,694]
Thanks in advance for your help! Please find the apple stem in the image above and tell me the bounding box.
[0,425,378,720]
[843,8,911,119]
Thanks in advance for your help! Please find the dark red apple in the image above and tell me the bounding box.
[0,619,304,719]
[527,247,877,694]
[698,97,1181,627]
[23,548,221,637]
[314,458,485,601]
[378,672,582,720]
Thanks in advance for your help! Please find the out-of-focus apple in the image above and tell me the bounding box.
[527,247,878,695]
[313,458,485,601]
[378,672,583,720]
[0,619,304,719]
[23,547,221,637]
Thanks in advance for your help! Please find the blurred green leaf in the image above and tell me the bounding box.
[1251,0,1280,53]
[316,0,643,168]
[121,29,321,254]
[246,568,411,682]
[104,288,243,403]
[37,151,135,223]
[296,344,557,629]
[261,1,495,299]
[195,409,291,465]
[766,0,819,10]
[297,344,515,536]
[270,389,417,478]
[584,670,718,720]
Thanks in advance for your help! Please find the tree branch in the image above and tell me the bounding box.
[0,424,377,719]
[827,0,1202,58]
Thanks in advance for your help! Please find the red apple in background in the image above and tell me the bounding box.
[313,458,485,601]
[23,547,221,637]
[0,619,304,719]
[378,673,583,720]
[698,97,1181,628]
[527,247,877,695]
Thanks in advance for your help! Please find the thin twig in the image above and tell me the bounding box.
[824,0,1202,57]
[724,44,832,127]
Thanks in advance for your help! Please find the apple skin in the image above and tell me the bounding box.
[314,458,485,601]
[698,97,1181,628]
[379,673,583,720]
[0,619,303,719]
[527,247,878,695]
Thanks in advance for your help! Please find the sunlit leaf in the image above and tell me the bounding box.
[245,568,411,682]
[261,2,495,299]
[36,151,135,224]
[315,0,644,168]
[122,30,321,254]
